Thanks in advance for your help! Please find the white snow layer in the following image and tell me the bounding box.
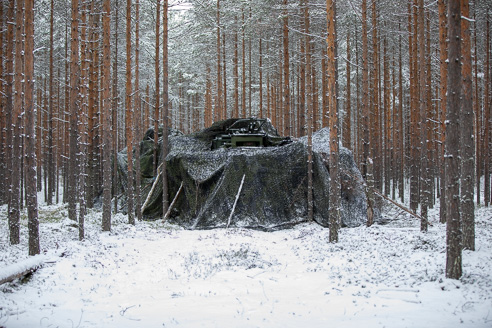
[0,197,491,328]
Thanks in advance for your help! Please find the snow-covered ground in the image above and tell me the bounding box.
[1,194,491,328]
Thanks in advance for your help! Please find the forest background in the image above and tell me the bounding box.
[0,0,491,281]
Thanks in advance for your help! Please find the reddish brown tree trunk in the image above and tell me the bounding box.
[25,0,39,255]
[460,0,474,251]
[439,0,448,222]
[102,0,112,231]
[162,0,169,217]
[126,0,134,225]
[283,0,291,136]
[327,0,340,242]
[445,0,462,280]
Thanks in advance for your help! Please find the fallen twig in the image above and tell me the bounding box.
[372,189,433,227]
[340,168,432,227]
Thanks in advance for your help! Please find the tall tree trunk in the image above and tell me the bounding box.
[409,0,420,212]
[68,0,80,222]
[154,0,160,176]
[0,1,4,206]
[101,0,112,232]
[383,32,390,197]
[304,0,313,222]
[215,0,222,121]
[418,0,429,232]
[87,0,96,209]
[445,0,462,280]
[10,0,25,245]
[361,0,369,179]
[327,0,340,243]
[460,0,474,251]
[223,31,227,119]
[233,16,239,118]
[474,8,480,205]
[484,16,490,206]
[4,0,14,233]
[259,36,263,118]
[439,0,448,222]
[344,28,351,149]
[371,0,381,192]
[47,0,54,205]
[78,0,89,240]
[134,0,142,222]
[112,0,119,213]
[241,10,246,118]
[25,0,39,256]
[283,0,291,136]
[398,21,404,203]
[126,0,135,225]
[299,30,306,137]
[162,0,169,218]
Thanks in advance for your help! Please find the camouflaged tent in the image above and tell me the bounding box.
[116,119,370,230]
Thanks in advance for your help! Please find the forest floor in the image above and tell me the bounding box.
[0,192,491,328]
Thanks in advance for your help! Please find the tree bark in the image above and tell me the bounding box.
[215,0,222,121]
[361,0,369,179]
[68,0,80,222]
[25,0,39,255]
[418,0,429,232]
[154,0,160,176]
[162,0,169,218]
[445,0,462,280]
[344,28,351,149]
[134,0,143,222]
[10,0,25,245]
[283,0,291,136]
[126,0,134,225]
[4,0,14,238]
[112,0,119,213]
[304,0,313,222]
[460,0,474,251]
[47,0,55,205]
[327,0,340,243]
[484,16,490,206]
[78,0,90,240]
[439,0,448,222]
[102,0,112,232]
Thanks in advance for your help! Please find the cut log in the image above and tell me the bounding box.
[0,255,48,285]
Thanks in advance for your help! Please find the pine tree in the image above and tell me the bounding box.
[10,0,25,245]
[460,0,475,251]
[4,0,14,236]
[327,0,340,243]
[445,0,462,280]
[101,0,112,232]
[162,0,170,218]
[439,0,448,223]
[126,0,135,225]
[361,0,369,179]
[134,0,143,222]
[25,0,39,256]
[68,0,80,222]
[154,0,160,176]
[283,0,291,136]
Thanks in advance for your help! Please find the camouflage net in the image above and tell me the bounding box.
[116,119,369,230]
